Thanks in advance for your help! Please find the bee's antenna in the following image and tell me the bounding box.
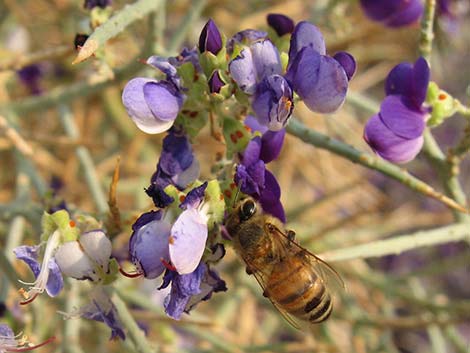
[232,180,243,208]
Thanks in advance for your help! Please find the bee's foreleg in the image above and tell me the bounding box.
[287,230,296,243]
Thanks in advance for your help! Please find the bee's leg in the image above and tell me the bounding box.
[287,230,296,242]
[246,266,253,275]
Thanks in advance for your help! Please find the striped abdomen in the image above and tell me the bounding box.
[265,256,333,324]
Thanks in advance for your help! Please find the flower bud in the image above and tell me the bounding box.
[198,19,222,55]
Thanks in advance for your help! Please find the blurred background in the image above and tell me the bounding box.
[0,0,469,352]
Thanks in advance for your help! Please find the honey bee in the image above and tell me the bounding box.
[225,197,343,328]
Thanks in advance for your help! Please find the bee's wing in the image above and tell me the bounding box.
[264,222,345,292]
[239,253,302,330]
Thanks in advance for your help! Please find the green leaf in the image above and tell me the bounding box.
[222,117,251,158]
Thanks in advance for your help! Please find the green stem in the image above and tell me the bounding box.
[285,118,466,213]
[418,0,469,221]
[112,292,155,353]
[419,0,436,63]
[73,0,165,64]
[320,223,470,262]
[58,105,108,214]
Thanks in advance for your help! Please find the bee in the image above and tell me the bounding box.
[225,197,343,328]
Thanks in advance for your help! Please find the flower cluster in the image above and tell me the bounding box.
[229,20,355,130]
[364,57,430,164]
[13,210,122,339]
[128,181,226,320]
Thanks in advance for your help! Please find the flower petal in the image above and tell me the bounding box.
[82,288,125,340]
[143,81,185,122]
[14,245,41,277]
[364,113,424,163]
[267,13,295,36]
[250,40,282,81]
[383,0,423,27]
[172,158,200,190]
[145,184,175,208]
[169,209,208,275]
[241,136,262,166]
[198,19,223,55]
[385,62,414,97]
[288,21,326,64]
[54,241,96,280]
[79,230,112,272]
[129,212,171,279]
[159,132,194,175]
[235,160,266,196]
[180,182,207,210]
[380,95,425,139]
[122,77,175,134]
[244,115,268,135]
[333,51,357,81]
[260,129,285,163]
[229,48,257,95]
[45,258,64,296]
[287,47,348,113]
[411,57,430,108]
[360,0,404,21]
[164,263,205,319]
[259,170,285,222]
[227,29,268,55]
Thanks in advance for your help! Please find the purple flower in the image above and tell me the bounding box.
[169,183,209,275]
[148,130,200,196]
[234,134,285,222]
[14,232,64,303]
[229,39,282,95]
[198,19,223,55]
[244,115,286,163]
[208,70,225,93]
[286,21,354,114]
[364,57,430,163]
[360,0,424,27]
[159,262,226,320]
[252,75,294,131]
[78,287,125,340]
[129,211,171,279]
[17,64,43,95]
[84,0,111,9]
[122,58,186,134]
[0,323,56,352]
[333,52,357,81]
[267,13,295,37]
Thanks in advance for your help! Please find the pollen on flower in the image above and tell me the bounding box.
[69,220,76,227]
[235,130,243,138]
[438,93,447,100]
[224,189,232,198]
[179,195,186,203]
[282,96,292,110]
[230,133,237,143]
[169,235,175,245]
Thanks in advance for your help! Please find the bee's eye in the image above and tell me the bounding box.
[240,200,256,221]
